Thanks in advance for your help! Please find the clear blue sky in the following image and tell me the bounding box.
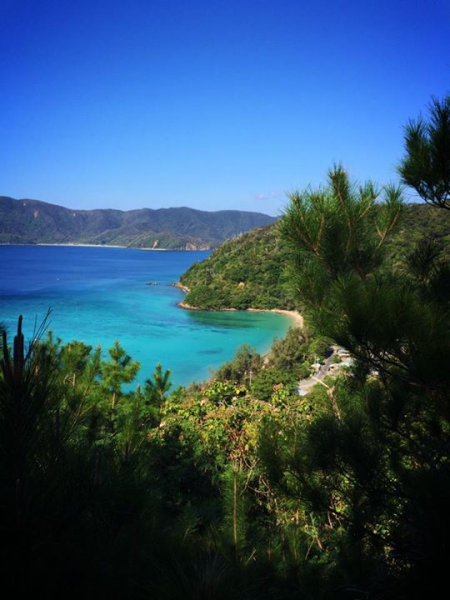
[1,0,449,216]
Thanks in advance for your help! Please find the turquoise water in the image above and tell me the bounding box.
[0,245,292,386]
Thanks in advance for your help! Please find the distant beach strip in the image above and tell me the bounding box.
[178,299,303,330]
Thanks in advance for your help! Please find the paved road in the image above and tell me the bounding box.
[297,346,352,395]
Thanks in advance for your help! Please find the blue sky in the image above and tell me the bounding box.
[1,0,449,216]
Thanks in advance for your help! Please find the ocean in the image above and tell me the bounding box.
[0,245,292,387]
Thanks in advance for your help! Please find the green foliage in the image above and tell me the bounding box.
[280,164,402,305]
[220,464,249,552]
[178,196,450,314]
[398,94,450,209]
[101,340,140,399]
[0,322,167,597]
[180,224,299,310]
[269,160,450,596]
[144,362,172,409]
[251,367,297,403]
[265,326,309,373]
[214,343,263,385]
[204,379,246,405]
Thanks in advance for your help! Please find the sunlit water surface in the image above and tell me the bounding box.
[0,245,292,386]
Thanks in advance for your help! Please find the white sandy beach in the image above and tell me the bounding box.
[178,300,303,329]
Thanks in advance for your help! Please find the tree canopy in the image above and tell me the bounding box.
[398,94,450,209]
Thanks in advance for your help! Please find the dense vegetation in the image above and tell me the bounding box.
[0,197,276,249]
[179,223,299,310]
[1,93,449,598]
[179,201,450,311]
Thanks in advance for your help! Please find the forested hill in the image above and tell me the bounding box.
[179,202,450,310]
[179,222,299,310]
[0,196,276,249]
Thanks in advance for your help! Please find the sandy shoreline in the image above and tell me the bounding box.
[36,242,127,248]
[33,243,170,250]
[178,299,303,329]
[248,307,304,329]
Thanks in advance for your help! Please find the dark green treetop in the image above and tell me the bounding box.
[398,94,450,209]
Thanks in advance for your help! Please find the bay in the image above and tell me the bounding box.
[0,245,292,386]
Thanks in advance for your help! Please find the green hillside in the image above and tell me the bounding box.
[0,196,276,249]
[179,202,450,310]
[179,223,298,310]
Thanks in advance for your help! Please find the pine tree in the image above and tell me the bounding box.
[265,159,450,597]
[398,94,450,209]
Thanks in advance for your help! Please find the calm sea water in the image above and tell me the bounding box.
[0,245,292,386]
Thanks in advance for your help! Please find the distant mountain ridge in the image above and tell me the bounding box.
[0,196,277,249]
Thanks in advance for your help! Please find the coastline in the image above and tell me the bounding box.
[35,243,169,250]
[248,307,304,329]
[177,298,303,329]
[36,242,127,248]
[1,243,209,252]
